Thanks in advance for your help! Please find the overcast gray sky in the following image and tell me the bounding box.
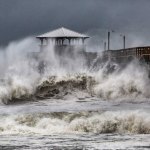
[1,0,150,47]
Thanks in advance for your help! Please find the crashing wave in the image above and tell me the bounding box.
[0,58,150,104]
[0,74,95,104]
[0,76,36,104]
[0,110,150,135]
[35,74,94,99]
[93,62,150,99]
[1,66,150,104]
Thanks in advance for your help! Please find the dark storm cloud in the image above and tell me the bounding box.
[0,0,150,46]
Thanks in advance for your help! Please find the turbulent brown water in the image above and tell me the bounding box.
[1,38,150,149]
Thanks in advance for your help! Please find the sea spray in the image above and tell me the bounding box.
[93,61,150,99]
[0,38,41,104]
[1,62,150,103]
[0,37,90,103]
[0,38,150,104]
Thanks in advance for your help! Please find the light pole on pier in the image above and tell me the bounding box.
[107,30,115,50]
[123,35,126,49]
[108,31,110,50]
[120,34,126,49]
[104,41,107,51]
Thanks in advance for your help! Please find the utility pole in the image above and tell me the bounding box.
[120,34,126,49]
[108,31,110,50]
[123,35,125,49]
[104,42,106,51]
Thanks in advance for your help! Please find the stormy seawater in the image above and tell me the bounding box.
[0,38,150,149]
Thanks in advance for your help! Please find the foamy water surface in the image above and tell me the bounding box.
[1,95,150,149]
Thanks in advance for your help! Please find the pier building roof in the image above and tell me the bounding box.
[36,27,89,39]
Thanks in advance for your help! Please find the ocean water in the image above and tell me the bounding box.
[0,39,150,149]
[1,95,150,149]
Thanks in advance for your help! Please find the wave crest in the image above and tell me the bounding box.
[0,61,150,104]
[35,74,94,99]
[0,111,150,134]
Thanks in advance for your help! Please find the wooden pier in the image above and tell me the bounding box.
[103,46,150,64]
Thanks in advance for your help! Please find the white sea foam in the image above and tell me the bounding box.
[93,61,150,99]
[0,110,150,135]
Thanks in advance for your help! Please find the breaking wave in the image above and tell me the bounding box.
[93,62,150,100]
[0,110,150,135]
[0,62,150,104]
